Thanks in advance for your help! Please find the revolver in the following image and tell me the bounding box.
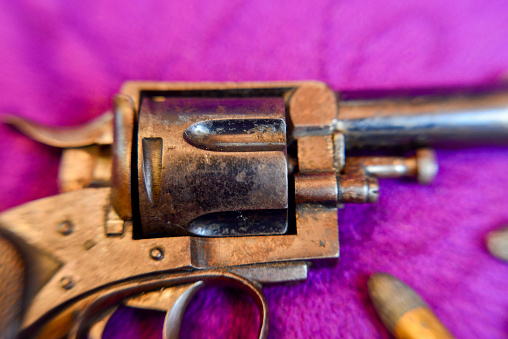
[1,81,507,338]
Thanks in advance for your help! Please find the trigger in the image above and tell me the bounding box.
[86,282,204,339]
[125,281,204,339]
[87,307,118,339]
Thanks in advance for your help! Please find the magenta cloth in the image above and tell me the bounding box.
[1,1,508,338]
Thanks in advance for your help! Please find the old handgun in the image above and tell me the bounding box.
[1,81,507,338]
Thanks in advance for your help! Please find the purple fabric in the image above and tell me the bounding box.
[1,1,508,338]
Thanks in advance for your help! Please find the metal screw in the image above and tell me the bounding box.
[57,221,73,235]
[150,247,164,261]
[60,276,74,290]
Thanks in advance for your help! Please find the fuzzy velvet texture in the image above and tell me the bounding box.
[1,1,508,338]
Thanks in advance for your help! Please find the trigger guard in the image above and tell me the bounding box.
[162,281,205,339]
[69,270,269,339]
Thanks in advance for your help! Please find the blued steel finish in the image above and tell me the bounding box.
[137,96,288,238]
[338,90,508,149]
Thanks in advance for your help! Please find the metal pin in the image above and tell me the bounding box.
[57,221,73,235]
[368,273,454,339]
[60,276,74,290]
[150,247,164,261]
[486,227,508,262]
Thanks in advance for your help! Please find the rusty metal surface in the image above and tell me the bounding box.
[297,135,336,173]
[4,113,115,194]
[338,173,379,204]
[124,281,205,339]
[0,80,343,338]
[137,96,289,238]
[111,95,135,220]
[0,234,25,338]
[58,147,97,192]
[68,271,269,339]
[295,173,338,205]
[350,150,438,183]
[288,84,337,137]
[2,80,508,338]
[58,145,112,192]
[3,113,113,148]
[228,262,308,284]
[338,148,438,203]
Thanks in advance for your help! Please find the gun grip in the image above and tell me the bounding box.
[0,234,27,339]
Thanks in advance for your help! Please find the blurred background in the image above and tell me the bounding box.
[0,0,507,338]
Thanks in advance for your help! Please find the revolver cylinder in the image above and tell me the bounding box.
[136,96,289,238]
[106,83,508,236]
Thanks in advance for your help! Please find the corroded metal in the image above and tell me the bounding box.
[111,94,135,220]
[68,271,268,339]
[137,96,289,238]
[58,146,112,192]
[338,148,438,203]
[1,81,508,338]
[3,113,113,148]
[295,173,338,205]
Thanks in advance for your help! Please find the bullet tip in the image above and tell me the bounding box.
[368,273,426,331]
[487,227,508,262]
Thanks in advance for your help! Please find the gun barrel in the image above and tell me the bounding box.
[338,89,508,149]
